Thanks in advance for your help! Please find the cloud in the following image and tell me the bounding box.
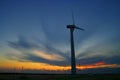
[77,61,120,70]
[34,38,70,60]
[76,42,120,61]
[7,35,70,66]
[24,53,69,66]
[75,29,120,60]
[6,29,120,66]
[8,35,39,50]
[76,54,120,66]
[74,29,120,66]
[33,50,65,61]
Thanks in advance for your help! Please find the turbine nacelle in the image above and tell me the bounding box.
[67,25,84,31]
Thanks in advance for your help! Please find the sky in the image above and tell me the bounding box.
[0,0,120,73]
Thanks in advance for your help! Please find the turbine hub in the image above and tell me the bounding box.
[67,25,76,29]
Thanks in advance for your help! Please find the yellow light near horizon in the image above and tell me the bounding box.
[0,59,70,71]
[0,59,120,71]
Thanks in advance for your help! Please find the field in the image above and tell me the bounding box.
[0,73,120,80]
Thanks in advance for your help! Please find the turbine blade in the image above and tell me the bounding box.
[72,11,75,25]
[75,26,85,31]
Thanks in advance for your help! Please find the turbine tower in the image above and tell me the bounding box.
[67,12,84,75]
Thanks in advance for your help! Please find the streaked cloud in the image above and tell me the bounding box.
[76,28,120,60]
[77,61,120,70]
[6,35,70,66]
[33,50,65,61]
[8,35,39,50]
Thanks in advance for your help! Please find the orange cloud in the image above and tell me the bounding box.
[77,61,120,70]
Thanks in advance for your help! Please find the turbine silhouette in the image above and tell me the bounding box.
[67,12,84,75]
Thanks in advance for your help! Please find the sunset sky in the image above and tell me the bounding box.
[0,0,120,73]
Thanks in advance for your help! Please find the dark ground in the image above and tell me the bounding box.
[0,73,120,80]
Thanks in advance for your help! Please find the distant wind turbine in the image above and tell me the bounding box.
[66,12,84,75]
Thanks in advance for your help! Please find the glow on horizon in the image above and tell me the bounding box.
[0,59,120,71]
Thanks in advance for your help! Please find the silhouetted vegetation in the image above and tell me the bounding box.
[0,73,120,80]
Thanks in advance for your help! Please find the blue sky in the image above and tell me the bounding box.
[0,0,120,73]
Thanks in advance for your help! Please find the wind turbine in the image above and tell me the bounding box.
[67,12,84,75]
